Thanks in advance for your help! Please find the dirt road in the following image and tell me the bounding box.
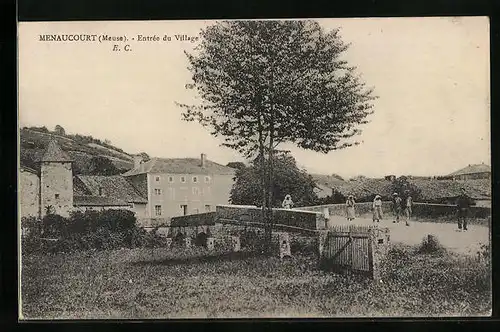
[327,215,489,255]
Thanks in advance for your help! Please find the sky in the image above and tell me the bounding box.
[18,17,490,179]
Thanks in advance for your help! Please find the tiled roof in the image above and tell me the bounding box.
[448,164,491,176]
[330,177,491,201]
[332,178,394,199]
[73,195,131,207]
[122,157,236,176]
[41,140,73,162]
[73,176,92,196]
[409,179,491,200]
[76,175,147,203]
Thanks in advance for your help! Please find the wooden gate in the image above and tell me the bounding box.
[320,225,388,278]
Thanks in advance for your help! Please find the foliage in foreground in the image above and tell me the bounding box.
[21,210,169,254]
[21,241,491,319]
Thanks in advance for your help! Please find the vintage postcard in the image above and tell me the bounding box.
[18,17,491,319]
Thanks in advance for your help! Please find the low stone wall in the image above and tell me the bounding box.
[298,202,391,218]
[171,212,216,227]
[137,217,171,228]
[216,204,327,230]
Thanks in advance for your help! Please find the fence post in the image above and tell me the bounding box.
[231,235,241,252]
[279,232,291,259]
[349,227,355,272]
[318,230,328,258]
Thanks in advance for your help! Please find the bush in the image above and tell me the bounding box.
[42,214,68,237]
[477,243,490,265]
[416,234,446,255]
[21,210,172,254]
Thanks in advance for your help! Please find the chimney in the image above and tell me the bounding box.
[133,155,143,169]
[201,153,206,168]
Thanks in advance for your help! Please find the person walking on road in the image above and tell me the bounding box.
[346,195,356,222]
[372,195,383,223]
[404,190,413,227]
[392,192,402,223]
[456,187,474,231]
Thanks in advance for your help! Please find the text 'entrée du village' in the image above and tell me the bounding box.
[38,33,199,52]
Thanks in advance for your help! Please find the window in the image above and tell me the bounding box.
[205,205,211,212]
[180,204,188,216]
[154,205,162,216]
[192,187,200,195]
[55,193,60,199]
[154,189,162,195]
[204,176,211,183]
[98,187,103,196]
[155,176,160,182]
[180,176,186,183]
[192,176,198,183]
[168,176,174,183]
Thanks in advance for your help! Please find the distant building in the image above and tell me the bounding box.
[122,153,236,227]
[444,163,491,181]
[19,140,236,227]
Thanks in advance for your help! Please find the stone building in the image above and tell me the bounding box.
[19,140,149,219]
[39,140,74,217]
[19,140,236,227]
[122,153,236,227]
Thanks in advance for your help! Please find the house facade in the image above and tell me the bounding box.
[122,153,236,227]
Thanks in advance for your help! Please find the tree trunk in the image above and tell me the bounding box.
[265,103,275,255]
[257,115,268,254]
[266,138,274,253]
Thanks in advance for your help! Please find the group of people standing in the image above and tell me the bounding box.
[345,190,413,226]
[283,187,474,232]
[389,191,413,226]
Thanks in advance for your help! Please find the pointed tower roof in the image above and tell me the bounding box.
[41,140,72,162]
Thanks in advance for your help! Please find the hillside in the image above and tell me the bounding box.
[19,127,135,175]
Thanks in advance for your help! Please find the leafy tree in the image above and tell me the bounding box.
[231,153,318,207]
[88,156,121,175]
[179,20,376,250]
[54,125,66,136]
[393,176,421,201]
[226,161,246,170]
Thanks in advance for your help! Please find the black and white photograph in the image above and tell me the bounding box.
[17,17,491,319]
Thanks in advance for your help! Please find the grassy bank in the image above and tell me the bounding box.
[21,243,491,319]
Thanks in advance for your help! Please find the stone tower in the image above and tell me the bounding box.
[40,140,74,218]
